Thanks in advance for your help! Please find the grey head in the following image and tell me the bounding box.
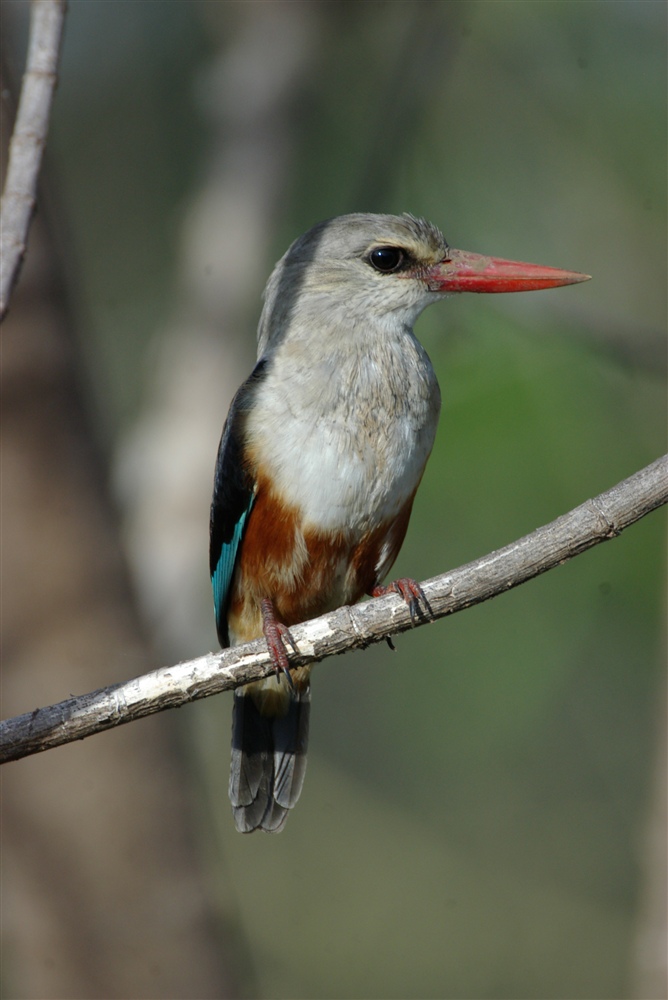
[257,213,451,356]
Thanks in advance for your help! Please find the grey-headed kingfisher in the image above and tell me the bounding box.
[210,213,589,832]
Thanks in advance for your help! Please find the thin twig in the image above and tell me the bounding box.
[0,0,67,321]
[1,455,665,764]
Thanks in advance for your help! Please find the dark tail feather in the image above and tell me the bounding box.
[229,685,310,833]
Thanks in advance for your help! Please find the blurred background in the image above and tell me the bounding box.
[1,1,666,998]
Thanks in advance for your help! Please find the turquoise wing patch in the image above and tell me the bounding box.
[211,497,254,646]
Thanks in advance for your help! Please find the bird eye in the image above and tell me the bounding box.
[368,246,406,273]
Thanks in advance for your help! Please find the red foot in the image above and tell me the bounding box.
[261,598,298,682]
[370,577,432,624]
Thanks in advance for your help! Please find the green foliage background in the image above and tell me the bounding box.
[43,2,666,997]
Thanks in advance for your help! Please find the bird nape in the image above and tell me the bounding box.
[209,212,590,833]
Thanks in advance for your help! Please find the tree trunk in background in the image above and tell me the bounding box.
[116,1,321,660]
[1,84,238,1000]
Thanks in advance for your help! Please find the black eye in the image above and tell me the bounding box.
[368,246,406,273]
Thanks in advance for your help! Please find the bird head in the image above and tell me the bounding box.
[257,213,590,354]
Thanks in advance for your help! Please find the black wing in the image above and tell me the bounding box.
[210,359,269,647]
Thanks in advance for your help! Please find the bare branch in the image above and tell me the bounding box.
[0,0,66,321]
[1,455,666,764]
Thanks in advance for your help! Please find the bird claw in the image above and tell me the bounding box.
[261,598,297,686]
[372,577,432,625]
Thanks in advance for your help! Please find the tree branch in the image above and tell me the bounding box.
[1,455,666,764]
[0,0,66,322]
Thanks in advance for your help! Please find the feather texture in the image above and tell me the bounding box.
[210,360,268,646]
[229,683,310,834]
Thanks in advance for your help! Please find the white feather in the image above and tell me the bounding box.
[247,320,440,535]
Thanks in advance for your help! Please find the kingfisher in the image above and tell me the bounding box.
[210,213,589,833]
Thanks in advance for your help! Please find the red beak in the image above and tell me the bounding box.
[424,249,590,294]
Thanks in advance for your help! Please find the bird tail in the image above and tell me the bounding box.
[229,679,310,833]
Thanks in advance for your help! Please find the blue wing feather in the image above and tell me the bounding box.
[209,359,269,647]
[211,501,253,639]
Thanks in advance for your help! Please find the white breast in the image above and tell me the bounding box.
[247,323,441,535]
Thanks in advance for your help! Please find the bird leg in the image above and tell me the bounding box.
[370,577,432,625]
[260,597,298,685]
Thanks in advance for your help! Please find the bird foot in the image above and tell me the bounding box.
[261,598,298,686]
[371,577,432,625]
